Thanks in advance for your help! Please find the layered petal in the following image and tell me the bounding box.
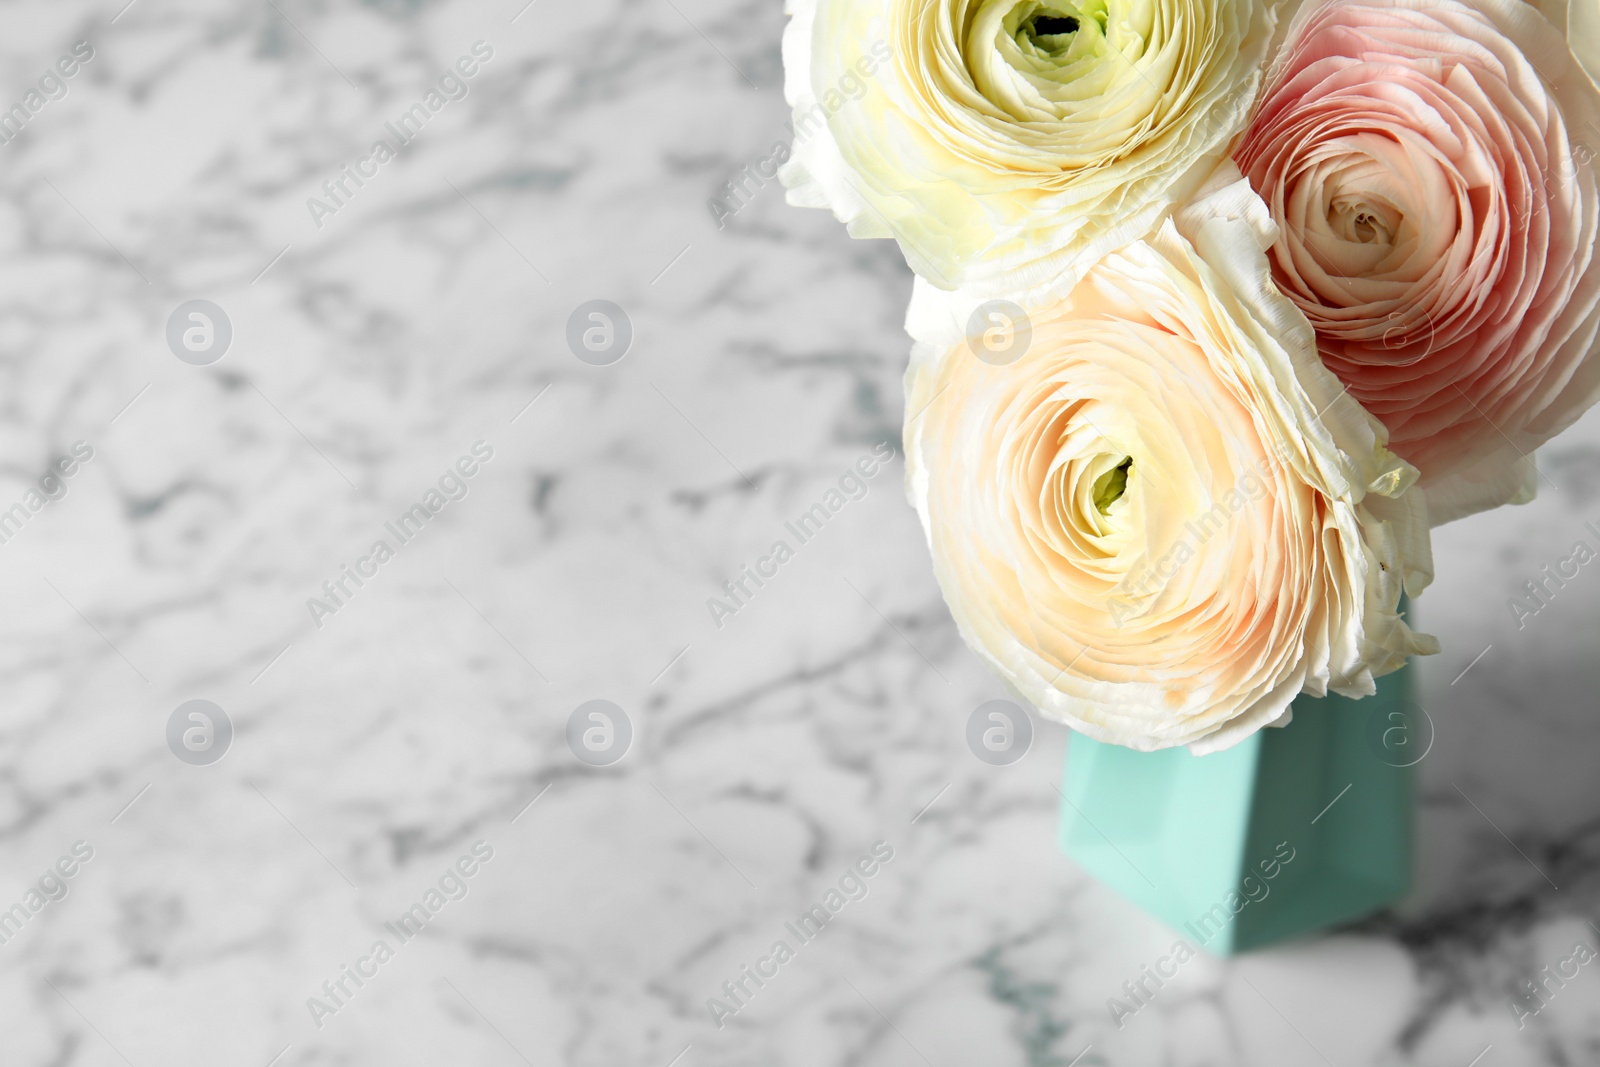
[1236,0,1600,521]
[780,0,1277,295]
[903,175,1435,751]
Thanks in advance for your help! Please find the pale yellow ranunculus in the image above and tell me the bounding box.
[902,172,1437,751]
[780,0,1277,295]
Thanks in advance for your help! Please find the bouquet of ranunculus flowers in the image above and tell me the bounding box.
[781,0,1600,753]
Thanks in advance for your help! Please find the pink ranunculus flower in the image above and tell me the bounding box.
[1236,0,1600,523]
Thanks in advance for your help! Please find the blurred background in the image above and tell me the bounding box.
[0,1,1598,1064]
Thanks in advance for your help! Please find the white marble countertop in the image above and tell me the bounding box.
[1,1,1598,1065]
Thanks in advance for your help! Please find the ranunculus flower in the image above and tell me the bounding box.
[902,172,1437,752]
[1236,0,1600,524]
[778,0,1276,295]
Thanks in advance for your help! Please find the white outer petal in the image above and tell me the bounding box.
[777,0,892,238]
[1421,447,1541,526]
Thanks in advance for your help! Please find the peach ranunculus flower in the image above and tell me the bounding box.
[902,172,1437,752]
[1236,0,1600,524]
[778,0,1277,296]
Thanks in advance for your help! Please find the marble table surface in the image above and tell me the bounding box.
[1,1,1598,1065]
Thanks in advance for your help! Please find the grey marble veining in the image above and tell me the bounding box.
[0,1,1597,1065]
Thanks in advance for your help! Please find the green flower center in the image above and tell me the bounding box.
[966,0,1144,124]
[1011,2,1103,57]
[1093,456,1133,513]
[1028,13,1081,36]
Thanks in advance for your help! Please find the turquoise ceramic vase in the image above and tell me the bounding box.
[1057,663,1419,955]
